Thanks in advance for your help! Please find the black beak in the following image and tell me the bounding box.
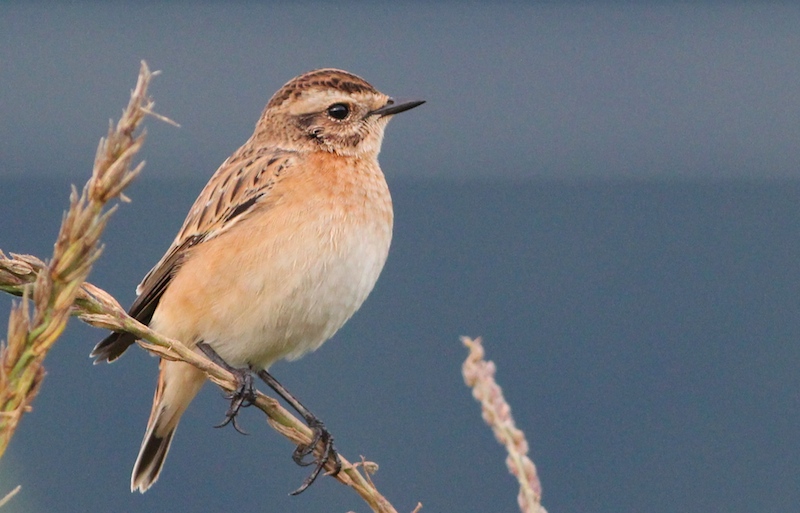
[369,98,425,117]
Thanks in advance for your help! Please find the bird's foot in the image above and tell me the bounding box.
[289,418,342,495]
[197,342,255,435]
[253,368,341,494]
[215,368,256,435]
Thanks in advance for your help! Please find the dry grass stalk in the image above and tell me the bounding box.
[0,63,413,512]
[462,336,547,513]
[0,60,163,459]
[0,251,407,511]
[0,255,410,513]
[0,484,21,508]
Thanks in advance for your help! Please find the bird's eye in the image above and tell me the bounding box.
[327,103,350,120]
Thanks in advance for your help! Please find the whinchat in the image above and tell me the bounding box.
[91,68,424,494]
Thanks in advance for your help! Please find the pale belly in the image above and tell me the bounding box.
[151,203,392,370]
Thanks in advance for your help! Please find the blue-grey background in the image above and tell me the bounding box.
[1,2,799,512]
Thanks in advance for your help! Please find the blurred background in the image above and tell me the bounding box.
[1,2,799,512]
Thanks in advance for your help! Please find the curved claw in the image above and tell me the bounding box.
[289,420,342,495]
[214,369,255,435]
[292,426,322,466]
[214,410,249,435]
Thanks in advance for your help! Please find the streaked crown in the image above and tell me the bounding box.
[253,68,421,157]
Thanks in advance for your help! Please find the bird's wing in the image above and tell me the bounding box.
[91,148,297,363]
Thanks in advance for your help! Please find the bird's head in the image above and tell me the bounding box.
[255,68,424,158]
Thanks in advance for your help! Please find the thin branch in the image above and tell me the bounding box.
[462,336,546,513]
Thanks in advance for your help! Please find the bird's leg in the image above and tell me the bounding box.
[197,342,255,435]
[255,369,342,495]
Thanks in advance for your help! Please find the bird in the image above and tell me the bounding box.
[90,68,424,494]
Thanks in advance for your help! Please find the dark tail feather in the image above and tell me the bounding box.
[90,331,137,363]
[131,426,175,493]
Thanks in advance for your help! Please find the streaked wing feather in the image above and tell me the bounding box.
[92,148,295,363]
[138,148,294,292]
[90,234,202,363]
[130,235,204,322]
